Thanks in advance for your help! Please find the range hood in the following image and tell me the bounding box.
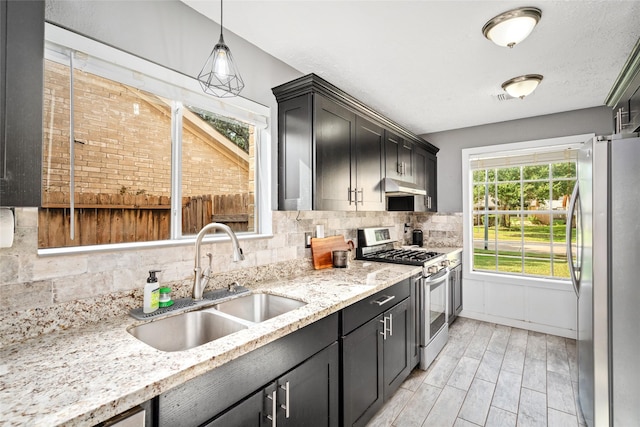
[383,178,427,197]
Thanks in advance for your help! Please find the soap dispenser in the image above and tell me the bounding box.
[143,270,161,313]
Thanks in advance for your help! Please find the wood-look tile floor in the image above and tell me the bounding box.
[366,317,586,427]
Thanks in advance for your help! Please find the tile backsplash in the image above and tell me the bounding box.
[0,208,461,345]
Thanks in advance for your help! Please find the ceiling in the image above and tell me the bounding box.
[182,0,640,134]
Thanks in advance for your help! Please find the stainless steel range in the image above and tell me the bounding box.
[356,227,450,370]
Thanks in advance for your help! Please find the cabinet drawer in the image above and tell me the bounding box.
[342,278,410,335]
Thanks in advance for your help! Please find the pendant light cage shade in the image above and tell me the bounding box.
[483,7,542,48]
[502,74,543,99]
[198,34,245,98]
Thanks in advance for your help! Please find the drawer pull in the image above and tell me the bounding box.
[370,295,395,306]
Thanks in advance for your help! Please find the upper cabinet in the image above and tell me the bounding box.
[607,38,640,134]
[414,145,437,212]
[0,0,44,207]
[273,74,438,211]
[385,131,414,183]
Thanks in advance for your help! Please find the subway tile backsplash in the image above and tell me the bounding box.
[0,208,461,345]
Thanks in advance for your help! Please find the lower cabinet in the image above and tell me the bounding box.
[158,313,339,427]
[155,278,417,427]
[205,342,339,427]
[342,280,413,427]
[448,263,463,324]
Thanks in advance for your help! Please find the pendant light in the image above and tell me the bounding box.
[501,74,543,99]
[197,0,244,97]
[482,7,542,48]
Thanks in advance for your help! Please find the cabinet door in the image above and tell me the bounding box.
[278,95,313,210]
[0,0,44,207]
[203,388,267,427]
[414,146,428,212]
[342,314,384,427]
[425,151,437,212]
[315,95,356,211]
[354,116,385,211]
[448,264,463,324]
[453,264,463,317]
[278,342,339,427]
[385,131,413,182]
[409,275,421,369]
[382,298,412,399]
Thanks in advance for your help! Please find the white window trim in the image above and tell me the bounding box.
[461,133,594,288]
[38,24,272,256]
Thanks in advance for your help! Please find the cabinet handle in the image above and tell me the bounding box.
[370,294,395,306]
[357,188,364,205]
[379,317,387,340]
[428,196,432,210]
[397,162,402,175]
[280,381,290,418]
[389,313,393,337]
[266,390,277,427]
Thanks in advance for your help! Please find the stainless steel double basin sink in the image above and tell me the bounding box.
[128,293,306,352]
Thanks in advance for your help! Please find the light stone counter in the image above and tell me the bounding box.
[0,260,422,427]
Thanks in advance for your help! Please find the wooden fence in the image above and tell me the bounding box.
[38,192,252,248]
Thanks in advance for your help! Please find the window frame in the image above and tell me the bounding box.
[461,133,594,288]
[38,24,272,256]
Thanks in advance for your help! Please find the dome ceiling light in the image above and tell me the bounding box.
[483,7,542,48]
[501,74,543,99]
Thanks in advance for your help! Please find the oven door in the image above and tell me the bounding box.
[420,268,450,346]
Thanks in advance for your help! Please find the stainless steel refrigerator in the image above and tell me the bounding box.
[568,134,640,426]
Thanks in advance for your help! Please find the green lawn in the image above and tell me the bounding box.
[474,249,570,278]
[473,219,576,243]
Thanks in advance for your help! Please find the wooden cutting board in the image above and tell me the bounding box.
[310,235,351,270]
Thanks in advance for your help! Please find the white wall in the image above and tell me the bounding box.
[422,106,613,213]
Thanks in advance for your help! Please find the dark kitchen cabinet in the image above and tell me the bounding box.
[204,342,339,427]
[315,97,384,211]
[0,0,44,207]
[608,40,640,133]
[158,313,339,427]
[341,280,412,427]
[414,145,437,212]
[273,74,438,212]
[448,262,463,325]
[385,131,414,183]
[409,274,421,369]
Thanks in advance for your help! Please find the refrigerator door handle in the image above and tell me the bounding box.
[566,182,580,297]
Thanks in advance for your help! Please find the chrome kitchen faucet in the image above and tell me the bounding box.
[193,223,245,300]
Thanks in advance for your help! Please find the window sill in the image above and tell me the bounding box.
[36,232,274,257]
[464,269,574,292]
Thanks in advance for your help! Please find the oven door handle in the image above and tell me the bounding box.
[425,268,449,283]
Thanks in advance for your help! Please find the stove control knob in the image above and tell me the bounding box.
[441,260,450,267]
[428,265,439,274]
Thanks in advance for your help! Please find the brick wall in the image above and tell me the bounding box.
[42,60,251,199]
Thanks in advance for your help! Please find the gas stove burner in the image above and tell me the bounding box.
[361,248,443,266]
[356,227,444,267]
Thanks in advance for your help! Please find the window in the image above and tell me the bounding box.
[39,25,271,253]
[462,135,592,282]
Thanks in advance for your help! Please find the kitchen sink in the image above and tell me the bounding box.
[128,310,248,352]
[213,293,307,323]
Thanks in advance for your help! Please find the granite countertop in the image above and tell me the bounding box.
[0,260,425,427]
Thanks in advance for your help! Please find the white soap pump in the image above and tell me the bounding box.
[143,270,161,313]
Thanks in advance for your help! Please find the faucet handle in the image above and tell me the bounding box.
[229,281,240,292]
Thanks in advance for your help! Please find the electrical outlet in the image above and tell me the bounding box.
[305,232,313,248]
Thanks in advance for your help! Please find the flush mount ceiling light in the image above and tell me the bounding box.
[482,7,542,48]
[197,0,244,98]
[501,74,543,99]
